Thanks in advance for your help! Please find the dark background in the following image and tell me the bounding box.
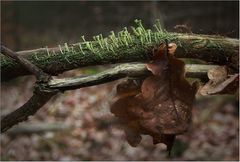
[1,1,239,161]
[2,1,239,51]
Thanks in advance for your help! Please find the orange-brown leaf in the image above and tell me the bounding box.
[110,43,198,154]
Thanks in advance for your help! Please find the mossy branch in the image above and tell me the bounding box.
[1,20,239,81]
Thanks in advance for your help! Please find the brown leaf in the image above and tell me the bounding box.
[200,66,239,95]
[207,66,228,83]
[110,43,197,154]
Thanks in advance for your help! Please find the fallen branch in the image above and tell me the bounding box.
[1,20,238,81]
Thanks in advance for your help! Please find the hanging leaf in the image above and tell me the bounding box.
[110,42,198,154]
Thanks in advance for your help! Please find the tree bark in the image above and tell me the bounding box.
[48,63,217,91]
[1,32,238,82]
[1,87,57,133]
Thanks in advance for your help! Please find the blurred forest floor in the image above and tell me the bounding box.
[1,73,239,160]
[1,1,239,160]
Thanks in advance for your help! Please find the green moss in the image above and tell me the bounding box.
[2,19,238,81]
[4,20,174,65]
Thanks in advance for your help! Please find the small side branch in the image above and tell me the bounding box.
[1,87,56,133]
[48,63,218,91]
[1,46,57,133]
[1,45,50,82]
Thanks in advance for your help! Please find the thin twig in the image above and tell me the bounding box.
[1,86,57,133]
[165,39,180,121]
[1,45,50,82]
[48,63,218,91]
[1,45,57,133]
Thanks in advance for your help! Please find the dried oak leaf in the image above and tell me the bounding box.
[199,66,239,95]
[110,43,198,153]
